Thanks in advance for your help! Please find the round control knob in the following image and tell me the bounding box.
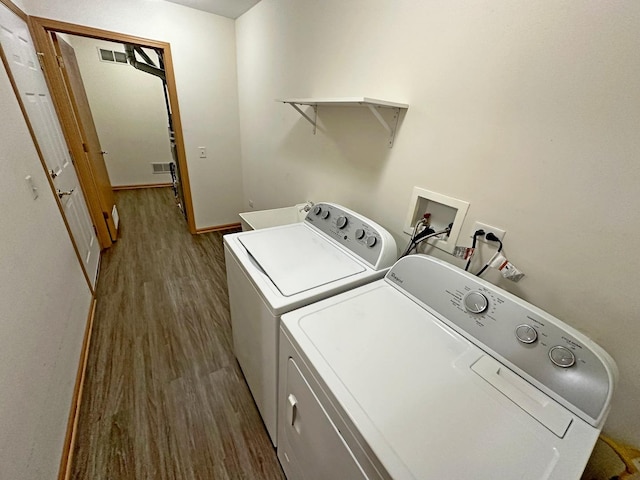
[355,228,366,240]
[312,205,322,216]
[321,210,330,220]
[549,346,575,368]
[366,236,377,248]
[515,324,538,344]
[337,216,348,229]
[463,291,488,314]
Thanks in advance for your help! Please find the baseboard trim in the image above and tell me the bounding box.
[58,296,97,480]
[112,183,172,191]
[196,222,242,234]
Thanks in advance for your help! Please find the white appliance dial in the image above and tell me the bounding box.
[515,324,538,344]
[322,210,330,219]
[313,205,322,216]
[337,216,348,229]
[366,236,377,248]
[355,228,365,240]
[549,346,576,368]
[463,291,488,314]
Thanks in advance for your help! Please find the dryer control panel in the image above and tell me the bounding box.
[385,255,618,429]
[304,203,397,270]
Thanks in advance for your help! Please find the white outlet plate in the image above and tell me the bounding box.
[472,221,506,243]
[198,146,207,158]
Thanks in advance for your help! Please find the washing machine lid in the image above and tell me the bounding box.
[238,224,366,297]
[287,283,595,480]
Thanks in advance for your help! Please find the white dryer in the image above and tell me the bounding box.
[278,255,618,480]
[224,202,397,446]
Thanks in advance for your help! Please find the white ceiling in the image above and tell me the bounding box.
[162,0,261,19]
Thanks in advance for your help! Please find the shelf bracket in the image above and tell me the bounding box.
[287,102,317,134]
[367,105,401,148]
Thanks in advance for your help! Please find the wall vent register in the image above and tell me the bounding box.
[98,48,128,65]
[151,162,172,174]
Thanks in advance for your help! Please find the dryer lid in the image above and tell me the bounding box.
[238,224,366,297]
[291,284,572,480]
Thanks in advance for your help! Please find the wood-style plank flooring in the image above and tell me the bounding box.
[71,188,285,480]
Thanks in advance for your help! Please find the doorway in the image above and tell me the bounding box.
[55,35,186,211]
[28,17,197,242]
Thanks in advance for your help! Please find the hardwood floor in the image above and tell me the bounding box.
[71,188,285,480]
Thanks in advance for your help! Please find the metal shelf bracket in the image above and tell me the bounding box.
[287,102,317,134]
[366,105,401,148]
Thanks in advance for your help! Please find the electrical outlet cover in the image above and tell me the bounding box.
[472,221,506,242]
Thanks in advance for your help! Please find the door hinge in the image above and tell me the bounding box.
[36,52,45,69]
[103,211,109,220]
[56,55,64,68]
[82,143,89,153]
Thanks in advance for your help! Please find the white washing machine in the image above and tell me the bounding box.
[224,202,397,446]
[278,255,618,480]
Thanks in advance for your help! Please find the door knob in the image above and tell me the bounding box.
[100,151,108,155]
[57,188,75,199]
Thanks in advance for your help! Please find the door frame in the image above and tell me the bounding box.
[28,16,197,242]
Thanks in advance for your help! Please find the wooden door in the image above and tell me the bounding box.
[0,3,100,288]
[52,33,118,241]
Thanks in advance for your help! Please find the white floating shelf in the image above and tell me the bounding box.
[279,97,409,108]
[277,96,409,147]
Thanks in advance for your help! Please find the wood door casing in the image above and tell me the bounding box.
[53,33,118,241]
[28,16,197,240]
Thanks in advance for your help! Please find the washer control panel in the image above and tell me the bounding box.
[385,255,616,427]
[305,203,397,270]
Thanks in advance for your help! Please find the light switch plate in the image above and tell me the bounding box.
[25,175,39,200]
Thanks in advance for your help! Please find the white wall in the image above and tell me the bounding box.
[68,35,173,187]
[236,0,640,446]
[25,0,243,228]
[0,55,93,479]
